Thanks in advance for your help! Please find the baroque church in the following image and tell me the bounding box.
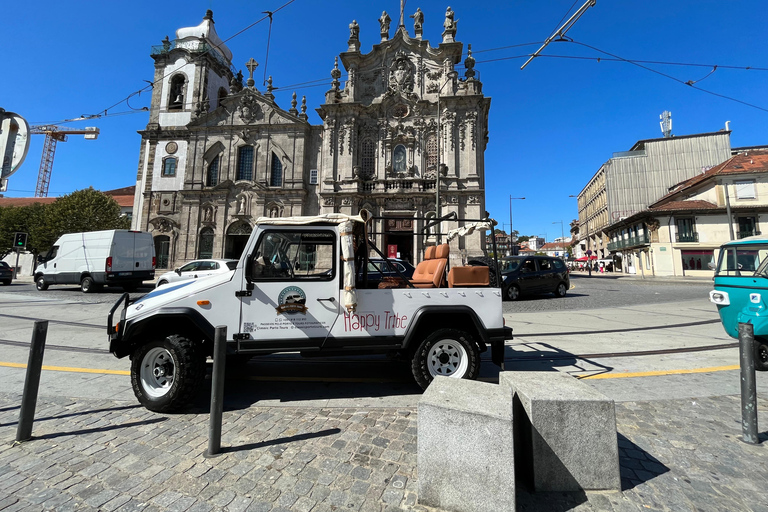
[132,7,491,269]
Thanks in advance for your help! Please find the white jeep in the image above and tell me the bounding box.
[108,213,511,412]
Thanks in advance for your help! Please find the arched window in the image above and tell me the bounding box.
[361,138,375,178]
[206,155,219,186]
[393,144,407,174]
[425,134,438,171]
[168,75,185,110]
[270,152,282,187]
[198,228,214,259]
[162,157,177,177]
[237,146,253,181]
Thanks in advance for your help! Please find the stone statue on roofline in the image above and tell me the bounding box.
[379,11,391,41]
[442,6,458,43]
[411,8,424,39]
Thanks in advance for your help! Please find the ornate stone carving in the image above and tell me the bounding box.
[466,111,478,150]
[151,217,176,233]
[410,8,424,39]
[165,142,178,154]
[467,195,480,205]
[342,197,353,206]
[323,196,336,206]
[238,91,263,124]
[234,193,250,216]
[378,11,391,41]
[202,204,215,223]
[442,7,458,43]
[387,51,415,98]
[385,198,414,211]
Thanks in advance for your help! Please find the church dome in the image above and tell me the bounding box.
[175,10,233,63]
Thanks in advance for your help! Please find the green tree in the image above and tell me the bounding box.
[46,188,130,244]
[0,206,31,259]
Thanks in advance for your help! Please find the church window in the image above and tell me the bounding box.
[168,75,185,110]
[237,146,253,181]
[393,144,407,174]
[206,155,219,186]
[270,152,282,187]
[217,87,227,107]
[309,169,318,185]
[198,228,214,259]
[162,157,177,177]
[361,138,375,178]
[426,134,438,171]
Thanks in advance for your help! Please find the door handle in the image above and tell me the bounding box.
[317,297,335,303]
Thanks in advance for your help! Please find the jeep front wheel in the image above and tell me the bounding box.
[131,335,206,412]
[411,328,480,390]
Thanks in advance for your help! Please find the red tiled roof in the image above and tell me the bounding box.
[0,186,135,208]
[651,150,768,207]
[650,200,718,211]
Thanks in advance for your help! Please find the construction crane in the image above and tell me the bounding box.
[29,125,99,197]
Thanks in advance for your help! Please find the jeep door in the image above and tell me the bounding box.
[238,228,341,350]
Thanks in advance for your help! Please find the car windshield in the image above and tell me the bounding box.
[716,245,768,277]
[500,258,523,273]
[0,262,9,269]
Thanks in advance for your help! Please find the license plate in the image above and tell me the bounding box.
[119,272,131,276]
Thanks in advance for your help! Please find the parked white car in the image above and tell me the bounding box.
[155,259,237,288]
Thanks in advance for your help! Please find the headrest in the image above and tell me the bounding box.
[424,246,436,260]
[435,243,450,259]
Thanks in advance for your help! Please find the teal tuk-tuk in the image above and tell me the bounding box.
[710,236,768,371]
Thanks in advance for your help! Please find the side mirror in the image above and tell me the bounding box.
[175,268,181,275]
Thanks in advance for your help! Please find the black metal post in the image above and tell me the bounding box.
[16,320,48,443]
[204,325,227,457]
[738,322,759,445]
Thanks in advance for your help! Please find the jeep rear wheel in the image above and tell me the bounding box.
[131,335,206,412]
[411,328,480,390]
[756,340,768,372]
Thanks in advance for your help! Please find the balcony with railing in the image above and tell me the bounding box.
[357,179,436,194]
[737,230,761,239]
[606,233,650,252]
[675,232,699,243]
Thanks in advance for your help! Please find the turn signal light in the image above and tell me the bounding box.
[197,300,210,306]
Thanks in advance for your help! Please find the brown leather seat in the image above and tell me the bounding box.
[447,266,490,288]
[410,244,449,288]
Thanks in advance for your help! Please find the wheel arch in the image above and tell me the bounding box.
[402,306,488,354]
[115,308,215,359]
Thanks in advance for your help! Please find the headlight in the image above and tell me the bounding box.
[709,290,730,305]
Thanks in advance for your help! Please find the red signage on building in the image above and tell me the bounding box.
[388,245,398,258]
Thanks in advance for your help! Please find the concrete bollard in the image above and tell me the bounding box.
[738,322,759,445]
[16,320,49,443]
[204,325,227,457]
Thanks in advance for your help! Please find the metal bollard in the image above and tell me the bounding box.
[204,325,227,457]
[16,320,49,443]
[738,322,759,445]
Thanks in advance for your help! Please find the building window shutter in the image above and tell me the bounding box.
[735,180,756,199]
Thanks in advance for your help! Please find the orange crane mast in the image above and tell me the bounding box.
[29,125,99,197]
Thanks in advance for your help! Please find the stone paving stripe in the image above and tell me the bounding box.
[581,364,740,379]
[0,362,130,375]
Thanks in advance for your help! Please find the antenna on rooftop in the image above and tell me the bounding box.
[660,110,672,138]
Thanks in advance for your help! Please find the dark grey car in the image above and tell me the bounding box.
[0,261,13,285]
[500,256,569,301]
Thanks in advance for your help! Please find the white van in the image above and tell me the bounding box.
[35,230,155,293]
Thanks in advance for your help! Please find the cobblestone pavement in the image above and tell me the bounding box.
[0,392,766,511]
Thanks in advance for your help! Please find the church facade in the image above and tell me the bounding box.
[132,7,491,270]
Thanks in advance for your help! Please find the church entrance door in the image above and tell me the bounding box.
[383,217,414,265]
[226,222,252,260]
[154,235,170,269]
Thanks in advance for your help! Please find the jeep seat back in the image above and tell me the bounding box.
[410,244,449,288]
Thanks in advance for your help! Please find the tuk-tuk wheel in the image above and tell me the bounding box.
[756,340,768,372]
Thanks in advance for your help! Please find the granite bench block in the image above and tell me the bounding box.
[417,377,515,512]
[499,371,620,492]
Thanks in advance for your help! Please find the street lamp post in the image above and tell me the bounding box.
[509,196,525,255]
[435,70,459,244]
[552,220,565,258]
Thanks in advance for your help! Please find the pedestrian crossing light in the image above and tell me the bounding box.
[14,232,27,250]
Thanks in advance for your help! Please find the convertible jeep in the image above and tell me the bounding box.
[108,212,511,412]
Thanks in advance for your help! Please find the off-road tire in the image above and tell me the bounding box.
[35,276,49,291]
[505,284,520,301]
[467,256,500,288]
[131,335,206,413]
[756,339,768,372]
[554,282,568,298]
[80,276,95,293]
[411,328,480,390]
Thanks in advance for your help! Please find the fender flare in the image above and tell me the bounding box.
[111,307,216,358]
[401,305,490,350]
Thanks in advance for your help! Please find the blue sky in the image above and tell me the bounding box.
[3,0,766,241]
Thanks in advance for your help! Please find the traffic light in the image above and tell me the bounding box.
[14,232,27,250]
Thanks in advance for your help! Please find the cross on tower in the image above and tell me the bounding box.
[245,58,258,87]
[399,0,405,27]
